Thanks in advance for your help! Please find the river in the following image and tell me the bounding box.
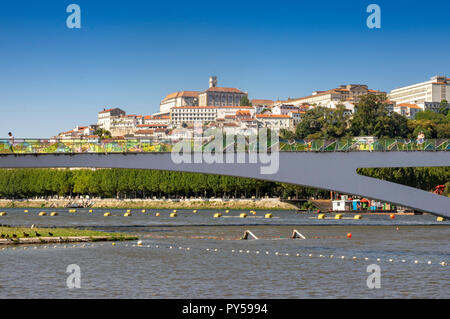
[0,208,448,298]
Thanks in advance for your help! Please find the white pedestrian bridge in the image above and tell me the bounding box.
[0,138,449,217]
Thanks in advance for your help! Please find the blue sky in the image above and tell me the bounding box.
[1,0,450,137]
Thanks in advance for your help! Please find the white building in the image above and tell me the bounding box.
[57,125,97,139]
[255,114,292,130]
[170,106,218,125]
[388,75,450,105]
[217,106,255,119]
[288,110,305,126]
[285,84,385,107]
[332,199,353,211]
[143,115,171,126]
[159,91,199,114]
[97,108,126,131]
[393,103,422,119]
[198,77,248,107]
[271,104,301,115]
[160,77,248,113]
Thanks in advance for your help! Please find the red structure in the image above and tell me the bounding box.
[433,185,446,195]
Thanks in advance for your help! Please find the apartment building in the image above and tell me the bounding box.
[393,103,422,119]
[97,108,126,131]
[255,114,292,130]
[286,84,385,107]
[388,75,450,105]
[170,106,218,125]
[159,91,199,114]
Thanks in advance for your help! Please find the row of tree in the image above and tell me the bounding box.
[281,95,450,139]
[0,167,447,199]
[357,167,450,196]
[0,168,327,199]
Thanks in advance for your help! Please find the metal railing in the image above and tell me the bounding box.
[0,138,449,154]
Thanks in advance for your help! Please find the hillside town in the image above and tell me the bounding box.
[56,75,450,140]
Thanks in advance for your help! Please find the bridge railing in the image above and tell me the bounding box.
[0,138,449,154]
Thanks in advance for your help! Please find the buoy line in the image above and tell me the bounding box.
[105,242,449,268]
[2,241,448,268]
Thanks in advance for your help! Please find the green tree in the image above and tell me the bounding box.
[240,96,252,106]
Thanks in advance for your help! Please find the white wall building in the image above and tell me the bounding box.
[170,106,218,125]
[159,91,199,114]
[255,114,292,130]
[388,75,450,105]
[285,84,385,107]
[393,103,422,119]
[97,108,126,131]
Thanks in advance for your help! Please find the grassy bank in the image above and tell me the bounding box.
[0,226,137,243]
[0,198,298,210]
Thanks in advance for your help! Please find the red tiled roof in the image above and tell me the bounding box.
[172,106,219,109]
[137,124,168,128]
[256,114,291,118]
[162,91,199,101]
[397,103,422,109]
[205,87,243,93]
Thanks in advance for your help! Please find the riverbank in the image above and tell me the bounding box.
[0,198,298,210]
[0,226,138,245]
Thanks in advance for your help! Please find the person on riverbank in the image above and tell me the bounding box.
[417,131,425,145]
[8,132,14,153]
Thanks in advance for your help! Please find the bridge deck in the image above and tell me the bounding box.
[0,151,449,218]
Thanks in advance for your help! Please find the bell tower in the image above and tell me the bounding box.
[209,76,217,88]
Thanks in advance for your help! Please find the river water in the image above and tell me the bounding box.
[0,208,449,298]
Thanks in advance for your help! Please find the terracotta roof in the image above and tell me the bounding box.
[98,108,125,114]
[219,106,253,109]
[172,106,219,109]
[397,103,422,109]
[251,99,274,105]
[137,124,168,128]
[162,91,199,101]
[236,110,251,116]
[135,130,155,134]
[256,114,291,118]
[205,87,243,93]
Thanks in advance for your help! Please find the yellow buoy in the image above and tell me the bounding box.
[104,212,111,217]
[318,214,325,219]
[214,213,222,218]
[50,212,58,216]
[354,214,362,220]
[124,212,132,217]
[240,213,247,218]
[24,210,29,213]
[69,209,77,213]
[155,213,160,217]
[225,210,229,213]
[39,212,47,216]
[0,212,7,216]
[334,214,342,220]
[193,210,197,213]
[437,216,445,222]
[141,209,146,213]
[112,242,116,246]
[265,213,272,219]
[88,209,93,213]
[170,212,177,218]
[173,210,177,213]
